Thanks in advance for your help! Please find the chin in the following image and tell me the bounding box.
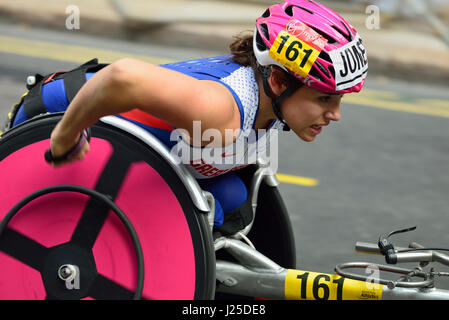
[303,136,316,142]
[295,131,316,142]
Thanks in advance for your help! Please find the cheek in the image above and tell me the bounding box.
[282,101,316,127]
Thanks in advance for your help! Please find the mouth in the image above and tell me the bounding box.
[310,124,324,135]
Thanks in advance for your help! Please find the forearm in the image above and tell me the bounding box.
[50,57,237,154]
[52,62,134,144]
[53,58,199,142]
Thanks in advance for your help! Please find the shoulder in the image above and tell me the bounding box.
[219,64,260,132]
[163,56,258,142]
[113,57,252,145]
[160,55,244,80]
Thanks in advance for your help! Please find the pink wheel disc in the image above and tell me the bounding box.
[0,138,196,299]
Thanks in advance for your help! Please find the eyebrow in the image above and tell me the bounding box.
[321,93,343,97]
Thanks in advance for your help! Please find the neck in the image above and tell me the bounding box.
[254,77,276,130]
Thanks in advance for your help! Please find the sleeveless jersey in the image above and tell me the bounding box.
[155,55,283,179]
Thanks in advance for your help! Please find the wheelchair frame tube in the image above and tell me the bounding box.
[99,116,211,213]
[215,239,449,300]
[216,261,449,300]
[216,260,287,299]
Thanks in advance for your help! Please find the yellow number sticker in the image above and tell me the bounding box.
[268,30,322,78]
[285,269,383,300]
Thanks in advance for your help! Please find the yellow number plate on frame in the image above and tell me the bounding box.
[285,269,383,300]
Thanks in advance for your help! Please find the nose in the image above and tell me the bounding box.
[325,103,341,122]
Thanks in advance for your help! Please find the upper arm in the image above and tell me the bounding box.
[113,58,241,146]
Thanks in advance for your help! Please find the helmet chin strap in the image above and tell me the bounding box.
[261,74,302,132]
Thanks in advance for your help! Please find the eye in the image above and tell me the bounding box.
[319,95,331,103]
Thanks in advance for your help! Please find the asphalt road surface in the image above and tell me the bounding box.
[1,21,449,292]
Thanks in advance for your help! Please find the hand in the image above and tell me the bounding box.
[46,124,91,167]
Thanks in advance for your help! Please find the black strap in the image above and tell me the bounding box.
[22,74,47,119]
[216,199,253,235]
[261,74,302,132]
[63,68,89,102]
[22,59,108,120]
[62,58,108,102]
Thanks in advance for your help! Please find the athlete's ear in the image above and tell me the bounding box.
[268,67,289,96]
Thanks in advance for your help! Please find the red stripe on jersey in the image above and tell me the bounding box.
[120,109,173,131]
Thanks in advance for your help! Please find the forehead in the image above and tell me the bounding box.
[298,86,343,97]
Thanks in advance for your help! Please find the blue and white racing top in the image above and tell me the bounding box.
[161,56,283,179]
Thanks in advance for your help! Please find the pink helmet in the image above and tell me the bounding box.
[254,0,368,94]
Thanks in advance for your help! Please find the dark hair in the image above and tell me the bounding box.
[229,32,258,69]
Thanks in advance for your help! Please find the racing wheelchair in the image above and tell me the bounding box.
[1,113,449,300]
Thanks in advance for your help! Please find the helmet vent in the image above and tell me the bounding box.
[259,23,270,41]
[308,51,331,81]
[255,30,268,51]
[331,21,353,42]
[307,65,323,82]
[308,25,338,44]
[285,5,314,17]
[315,59,331,79]
[261,8,270,18]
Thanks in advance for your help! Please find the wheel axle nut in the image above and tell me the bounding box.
[58,264,77,282]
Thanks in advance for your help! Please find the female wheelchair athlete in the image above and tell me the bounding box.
[0,113,296,300]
